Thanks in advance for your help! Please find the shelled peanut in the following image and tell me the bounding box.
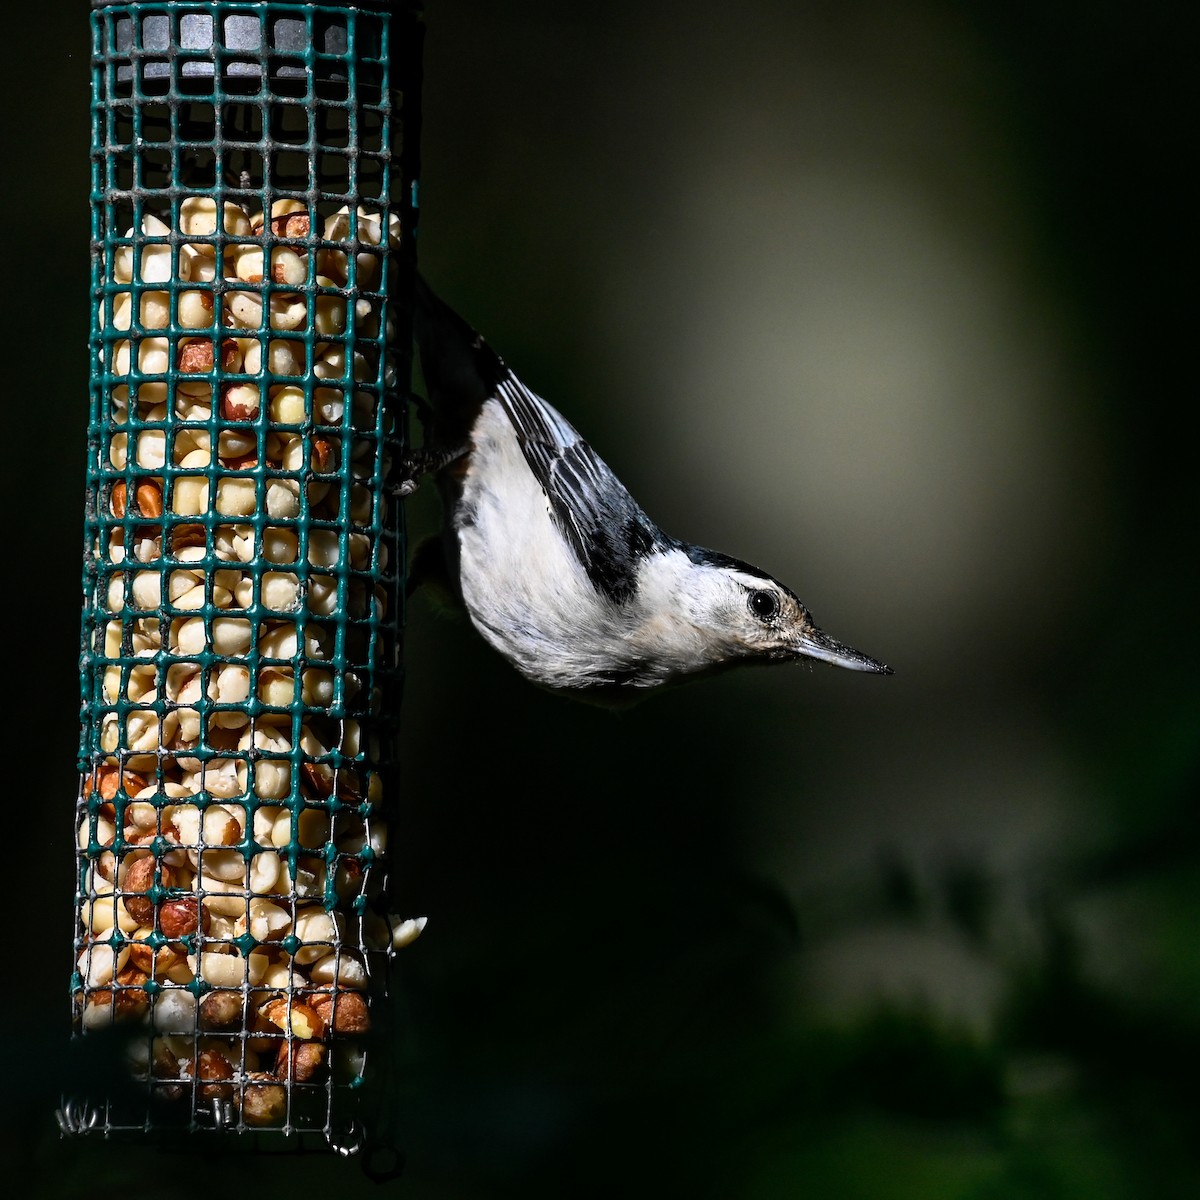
[74,195,420,1124]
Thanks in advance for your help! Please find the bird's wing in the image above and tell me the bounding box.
[495,376,663,604]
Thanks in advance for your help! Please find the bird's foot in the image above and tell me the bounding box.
[394,442,470,498]
[404,534,463,611]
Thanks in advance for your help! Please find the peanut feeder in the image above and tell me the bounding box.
[67,1,423,1157]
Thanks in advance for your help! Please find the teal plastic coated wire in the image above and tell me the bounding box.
[67,2,422,1157]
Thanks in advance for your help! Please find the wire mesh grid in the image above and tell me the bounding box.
[68,1,422,1154]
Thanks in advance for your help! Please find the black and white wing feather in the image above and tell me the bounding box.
[494,376,664,604]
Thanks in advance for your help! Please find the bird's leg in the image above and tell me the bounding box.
[404,533,461,606]
[406,389,435,429]
[394,442,471,498]
[394,392,469,498]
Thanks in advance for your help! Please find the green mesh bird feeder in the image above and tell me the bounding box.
[64,0,424,1159]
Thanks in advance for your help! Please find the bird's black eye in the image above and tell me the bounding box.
[748,589,780,622]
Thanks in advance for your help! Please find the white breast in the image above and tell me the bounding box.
[454,400,617,687]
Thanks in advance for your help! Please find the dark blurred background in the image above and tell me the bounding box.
[5,1,1195,1196]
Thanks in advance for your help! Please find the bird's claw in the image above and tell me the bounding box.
[393,441,471,500]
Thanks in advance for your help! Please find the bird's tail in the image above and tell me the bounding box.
[412,274,509,449]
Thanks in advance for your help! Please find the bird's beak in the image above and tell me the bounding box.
[794,625,893,674]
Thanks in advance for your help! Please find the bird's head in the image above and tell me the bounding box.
[665,546,893,677]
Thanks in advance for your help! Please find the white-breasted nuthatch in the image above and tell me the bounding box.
[401,277,892,700]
